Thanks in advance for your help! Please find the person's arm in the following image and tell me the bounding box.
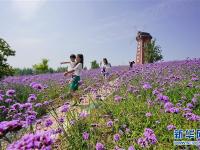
[64,70,74,76]
[64,63,81,76]
[60,61,70,64]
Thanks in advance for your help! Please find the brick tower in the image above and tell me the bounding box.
[135,31,152,64]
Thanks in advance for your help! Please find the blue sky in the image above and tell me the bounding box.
[0,0,200,69]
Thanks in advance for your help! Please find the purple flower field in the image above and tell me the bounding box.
[0,59,200,149]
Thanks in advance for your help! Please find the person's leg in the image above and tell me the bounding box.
[69,76,81,105]
[67,77,75,99]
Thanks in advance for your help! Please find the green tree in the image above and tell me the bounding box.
[0,38,15,79]
[48,68,54,73]
[56,67,68,73]
[91,60,100,69]
[33,58,49,74]
[14,68,34,76]
[144,39,163,63]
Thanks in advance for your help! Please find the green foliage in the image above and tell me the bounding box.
[14,68,34,76]
[0,38,15,79]
[33,58,49,74]
[91,60,100,69]
[48,68,54,73]
[144,39,163,63]
[56,66,68,73]
[14,67,68,75]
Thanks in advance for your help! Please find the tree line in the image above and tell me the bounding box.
[14,60,68,76]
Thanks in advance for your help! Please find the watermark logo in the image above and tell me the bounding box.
[174,129,200,146]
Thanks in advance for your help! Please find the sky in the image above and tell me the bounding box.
[0,0,200,69]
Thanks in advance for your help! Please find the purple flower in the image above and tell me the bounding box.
[96,142,104,150]
[27,110,37,116]
[11,103,22,110]
[114,133,120,142]
[0,94,3,101]
[0,106,6,110]
[187,82,193,88]
[125,128,130,134]
[144,128,157,144]
[0,90,3,94]
[79,111,88,118]
[114,95,122,103]
[22,103,33,110]
[0,120,23,136]
[162,95,169,103]
[45,119,53,127]
[168,107,179,114]
[70,120,75,125]
[35,103,42,107]
[143,83,152,89]
[43,101,50,105]
[145,112,152,117]
[137,137,148,148]
[158,94,169,103]
[6,90,15,97]
[191,97,197,105]
[176,103,182,107]
[54,128,63,134]
[138,128,157,148]
[183,112,200,121]
[128,145,135,150]
[167,125,176,131]
[32,83,43,90]
[12,113,21,120]
[191,77,199,81]
[59,117,64,123]
[5,98,13,103]
[7,131,54,150]
[82,132,89,140]
[147,135,158,144]
[107,120,113,127]
[144,128,154,137]
[30,82,37,87]
[60,104,70,113]
[164,102,174,109]
[28,94,37,102]
[26,115,36,125]
[182,107,192,112]
[152,89,159,95]
[187,103,194,109]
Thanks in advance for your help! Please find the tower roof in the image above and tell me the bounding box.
[136,31,152,41]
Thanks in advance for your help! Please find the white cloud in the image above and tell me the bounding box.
[11,0,46,21]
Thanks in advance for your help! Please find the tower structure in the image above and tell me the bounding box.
[136,31,152,64]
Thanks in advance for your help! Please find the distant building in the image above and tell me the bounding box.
[136,31,152,64]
